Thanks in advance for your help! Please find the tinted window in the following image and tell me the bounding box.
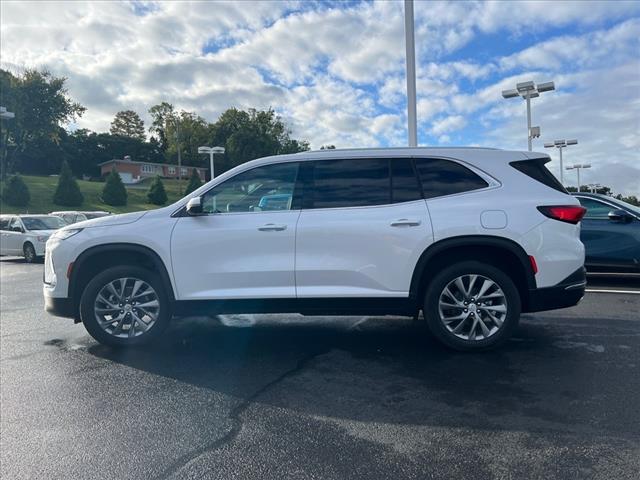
[201,162,299,214]
[510,158,567,194]
[415,158,489,199]
[21,216,66,230]
[0,217,10,231]
[391,159,422,203]
[577,198,614,219]
[311,159,390,208]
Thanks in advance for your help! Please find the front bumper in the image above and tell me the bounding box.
[44,295,76,319]
[525,267,586,313]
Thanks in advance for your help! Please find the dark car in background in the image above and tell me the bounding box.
[573,193,640,273]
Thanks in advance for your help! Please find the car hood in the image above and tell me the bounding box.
[28,229,57,236]
[72,211,147,229]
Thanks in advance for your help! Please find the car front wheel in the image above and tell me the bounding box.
[23,243,37,263]
[80,266,171,347]
[424,261,521,351]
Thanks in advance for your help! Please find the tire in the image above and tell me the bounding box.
[80,266,172,347]
[23,243,37,263]
[424,261,521,351]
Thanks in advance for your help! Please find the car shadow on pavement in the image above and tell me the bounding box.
[83,313,625,433]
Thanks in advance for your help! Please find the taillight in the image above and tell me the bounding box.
[537,205,586,224]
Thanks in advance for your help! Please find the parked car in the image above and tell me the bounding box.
[0,214,67,262]
[572,193,640,273]
[43,147,587,351]
[50,211,111,225]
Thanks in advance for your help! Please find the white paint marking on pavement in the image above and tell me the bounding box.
[586,288,640,294]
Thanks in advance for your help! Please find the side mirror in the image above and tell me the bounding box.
[186,197,203,216]
[608,209,633,223]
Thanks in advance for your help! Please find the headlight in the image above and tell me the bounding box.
[37,236,49,242]
[51,228,83,240]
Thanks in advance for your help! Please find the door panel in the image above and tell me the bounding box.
[580,218,640,269]
[171,211,300,299]
[295,200,433,297]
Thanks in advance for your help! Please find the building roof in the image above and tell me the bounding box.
[98,158,207,170]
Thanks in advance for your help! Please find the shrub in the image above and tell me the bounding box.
[146,175,168,205]
[1,174,30,207]
[185,169,203,195]
[102,168,128,206]
[53,161,84,206]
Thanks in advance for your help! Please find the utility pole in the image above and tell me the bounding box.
[404,0,417,147]
[545,139,578,185]
[502,81,555,151]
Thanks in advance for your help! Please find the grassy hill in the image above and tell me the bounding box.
[0,175,188,215]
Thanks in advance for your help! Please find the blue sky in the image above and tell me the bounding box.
[1,0,639,194]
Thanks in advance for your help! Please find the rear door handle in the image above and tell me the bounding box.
[390,219,421,227]
[258,223,287,231]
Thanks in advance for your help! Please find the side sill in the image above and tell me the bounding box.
[173,297,418,317]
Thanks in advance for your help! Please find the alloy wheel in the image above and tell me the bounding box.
[93,277,160,339]
[438,274,508,341]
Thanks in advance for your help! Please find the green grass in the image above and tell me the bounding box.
[0,175,188,214]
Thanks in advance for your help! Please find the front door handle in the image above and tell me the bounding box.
[390,219,421,227]
[258,223,287,231]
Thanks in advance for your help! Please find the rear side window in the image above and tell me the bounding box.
[510,158,567,193]
[311,158,390,208]
[414,158,489,199]
[391,158,422,203]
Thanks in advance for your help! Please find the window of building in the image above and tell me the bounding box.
[168,167,176,175]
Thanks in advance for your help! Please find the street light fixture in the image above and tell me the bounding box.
[198,146,225,180]
[502,80,555,151]
[565,163,591,192]
[544,139,578,185]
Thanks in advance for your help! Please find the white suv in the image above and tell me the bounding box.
[43,147,587,350]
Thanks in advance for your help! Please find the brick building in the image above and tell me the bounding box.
[99,156,208,184]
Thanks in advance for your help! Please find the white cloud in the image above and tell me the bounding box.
[430,115,467,136]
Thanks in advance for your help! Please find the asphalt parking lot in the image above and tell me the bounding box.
[1,258,639,480]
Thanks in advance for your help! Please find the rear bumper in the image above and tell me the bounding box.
[44,295,76,319]
[525,267,586,313]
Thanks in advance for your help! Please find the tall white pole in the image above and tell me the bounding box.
[525,93,532,151]
[209,152,214,180]
[404,0,417,147]
[559,147,563,185]
[577,167,581,192]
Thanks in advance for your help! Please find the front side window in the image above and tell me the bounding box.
[0,217,10,231]
[577,198,614,219]
[415,158,489,199]
[310,158,390,209]
[9,217,23,231]
[201,162,299,214]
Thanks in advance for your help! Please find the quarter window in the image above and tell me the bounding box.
[201,162,299,214]
[414,158,489,199]
[310,158,390,209]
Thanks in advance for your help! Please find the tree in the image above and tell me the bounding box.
[320,144,336,150]
[146,175,168,205]
[110,110,146,140]
[1,174,30,207]
[0,68,86,179]
[185,169,203,195]
[102,168,127,206]
[148,102,175,152]
[53,161,83,206]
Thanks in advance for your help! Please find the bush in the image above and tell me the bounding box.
[1,174,30,207]
[53,161,84,206]
[102,168,128,206]
[146,175,168,205]
[185,169,203,195]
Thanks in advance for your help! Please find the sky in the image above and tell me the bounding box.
[1,0,639,195]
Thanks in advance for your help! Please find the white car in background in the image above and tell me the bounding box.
[0,214,67,262]
[50,211,111,225]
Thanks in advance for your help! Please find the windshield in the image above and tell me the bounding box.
[22,216,66,231]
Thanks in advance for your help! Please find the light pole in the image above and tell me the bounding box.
[502,80,555,151]
[587,183,602,193]
[566,164,591,192]
[404,0,417,147]
[198,146,225,180]
[544,139,577,185]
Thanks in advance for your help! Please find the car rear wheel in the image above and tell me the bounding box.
[23,243,37,263]
[424,261,521,351]
[80,266,171,347]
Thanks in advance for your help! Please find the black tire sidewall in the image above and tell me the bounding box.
[80,266,171,347]
[23,243,36,263]
[424,261,521,351]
